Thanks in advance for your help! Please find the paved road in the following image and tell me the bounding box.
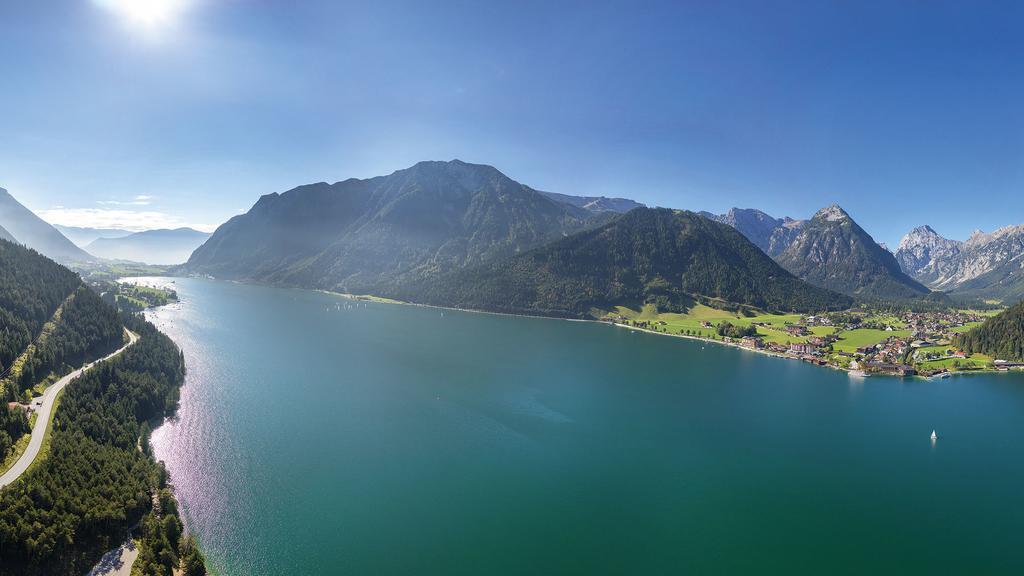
[0,329,139,489]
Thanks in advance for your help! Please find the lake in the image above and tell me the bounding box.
[146,278,1024,575]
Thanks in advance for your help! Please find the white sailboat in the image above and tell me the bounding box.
[930,430,938,441]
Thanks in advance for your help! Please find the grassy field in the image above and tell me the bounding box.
[830,328,911,353]
[862,314,908,328]
[914,344,953,357]
[322,290,406,305]
[609,304,835,344]
[948,322,984,334]
[959,308,1004,317]
[604,303,995,357]
[916,352,994,371]
[603,303,1007,375]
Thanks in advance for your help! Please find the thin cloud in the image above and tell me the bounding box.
[39,207,216,233]
[97,195,153,206]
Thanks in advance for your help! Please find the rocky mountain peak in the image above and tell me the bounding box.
[813,204,850,222]
[897,225,956,252]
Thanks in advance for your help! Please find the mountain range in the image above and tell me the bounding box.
[54,225,133,247]
[702,205,931,300]
[699,208,802,257]
[183,160,850,316]
[399,207,850,317]
[773,205,930,300]
[616,202,1024,305]
[895,224,1024,302]
[86,228,212,265]
[0,188,93,263]
[7,160,1022,309]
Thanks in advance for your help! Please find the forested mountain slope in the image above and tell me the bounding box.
[0,316,202,576]
[0,240,122,403]
[0,240,84,380]
[955,300,1024,361]
[0,239,206,575]
[0,239,123,463]
[397,208,851,318]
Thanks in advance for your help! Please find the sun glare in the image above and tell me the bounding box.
[95,0,191,29]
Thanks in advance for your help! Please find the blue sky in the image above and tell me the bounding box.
[1,1,1022,244]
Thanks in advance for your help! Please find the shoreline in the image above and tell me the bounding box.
[315,288,1015,381]
[315,289,1019,379]
[165,277,1018,382]
[100,280,203,576]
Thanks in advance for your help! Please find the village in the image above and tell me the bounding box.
[610,306,1017,378]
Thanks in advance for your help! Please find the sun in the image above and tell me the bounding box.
[94,0,191,29]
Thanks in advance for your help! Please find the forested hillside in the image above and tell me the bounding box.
[9,285,123,398]
[1,239,123,405]
[955,300,1024,361]
[0,238,204,574]
[397,208,851,318]
[1,240,121,463]
[0,240,83,380]
[0,314,204,576]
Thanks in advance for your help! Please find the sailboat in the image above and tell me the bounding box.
[930,430,938,441]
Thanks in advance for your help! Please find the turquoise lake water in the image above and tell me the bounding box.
[146,278,1024,575]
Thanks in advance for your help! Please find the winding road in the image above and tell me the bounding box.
[0,328,139,489]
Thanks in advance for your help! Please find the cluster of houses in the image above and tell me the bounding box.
[729,309,992,376]
[607,308,1000,377]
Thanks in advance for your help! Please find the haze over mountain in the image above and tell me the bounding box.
[184,160,609,292]
[54,225,133,248]
[0,188,93,263]
[400,208,851,317]
[0,224,14,243]
[539,191,644,214]
[896,224,1024,303]
[86,228,212,265]
[771,205,931,300]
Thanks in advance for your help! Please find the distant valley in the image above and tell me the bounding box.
[54,225,134,247]
[86,228,211,265]
[0,190,209,266]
